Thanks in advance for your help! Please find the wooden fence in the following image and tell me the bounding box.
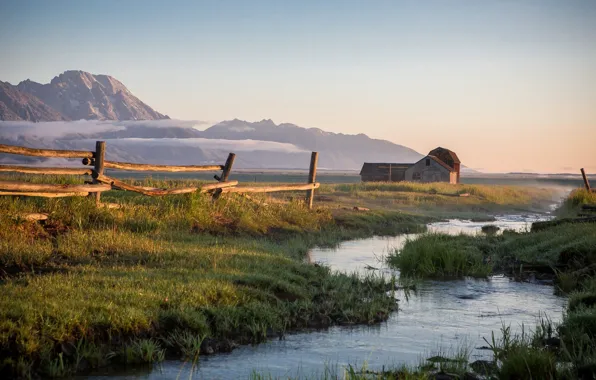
[0,142,320,208]
[581,168,593,193]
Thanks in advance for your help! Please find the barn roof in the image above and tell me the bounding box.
[428,147,461,164]
[427,155,456,172]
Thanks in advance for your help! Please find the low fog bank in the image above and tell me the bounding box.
[68,138,311,169]
[0,120,388,169]
[0,120,315,169]
[0,119,209,139]
[0,138,313,169]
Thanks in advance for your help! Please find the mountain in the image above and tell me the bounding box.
[55,118,424,169]
[0,81,69,122]
[0,70,169,121]
[200,119,423,169]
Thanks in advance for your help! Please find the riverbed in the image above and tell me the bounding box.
[87,213,566,379]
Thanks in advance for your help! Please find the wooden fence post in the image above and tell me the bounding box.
[221,153,236,182]
[581,168,591,192]
[306,152,318,209]
[388,163,392,182]
[213,153,236,199]
[92,141,106,205]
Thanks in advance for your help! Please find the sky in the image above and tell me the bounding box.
[1,0,595,173]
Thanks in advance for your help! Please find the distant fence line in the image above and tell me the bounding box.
[0,142,320,208]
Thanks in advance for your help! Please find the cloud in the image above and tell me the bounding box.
[117,119,212,130]
[0,120,125,139]
[81,137,308,153]
[0,120,309,168]
[0,119,212,139]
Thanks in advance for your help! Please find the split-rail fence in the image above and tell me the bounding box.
[0,141,320,208]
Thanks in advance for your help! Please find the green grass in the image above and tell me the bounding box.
[387,222,596,280]
[556,188,596,218]
[387,233,493,278]
[0,174,579,378]
[481,322,559,380]
[0,174,431,378]
[0,230,399,378]
[318,181,559,219]
[322,181,547,203]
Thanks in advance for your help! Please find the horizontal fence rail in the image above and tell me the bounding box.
[0,191,91,198]
[0,181,111,193]
[102,161,225,172]
[220,183,319,194]
[0,165,93,176]
[0,141,320,208]
[0,143,94,159]
[94,174,238,196]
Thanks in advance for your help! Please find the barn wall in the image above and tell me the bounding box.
[360,164,410,182]
[405,157,452,183]
[453,163,461,184]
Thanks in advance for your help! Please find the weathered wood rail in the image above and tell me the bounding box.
[0,165,93,175]
[220,183,320,194]
[0,144,94,158]
[94,174,238,196]
[0,181,111,193]
[102,161,225,172]
[0,142,320,208]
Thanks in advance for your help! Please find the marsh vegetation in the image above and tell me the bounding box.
[0,173,587,378]
[384,189,596,379]
[317,181,559,220]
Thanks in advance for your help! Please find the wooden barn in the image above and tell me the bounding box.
[360,147,461,184]
[359,163,413,182]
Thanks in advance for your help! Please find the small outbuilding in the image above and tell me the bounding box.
[360,147,461,184]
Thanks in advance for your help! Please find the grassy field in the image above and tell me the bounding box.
[317,181,560,220]
[0,173,572,378]
[0,174,436,379]
[387,189,596,280]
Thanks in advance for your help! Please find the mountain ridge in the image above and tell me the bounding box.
[0,70,168,121]
[200,118,423,169]
[0,81,69,122]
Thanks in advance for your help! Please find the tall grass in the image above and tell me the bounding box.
[320,181,557,205]
[387,233,493,278]
[556,188,596,218]
[317,181,560,220]
[0,174,422,378]
[387,223,596,280]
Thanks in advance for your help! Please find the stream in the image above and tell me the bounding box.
[87,212,567,379]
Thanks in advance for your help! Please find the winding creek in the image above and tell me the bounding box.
[88,212,567,379]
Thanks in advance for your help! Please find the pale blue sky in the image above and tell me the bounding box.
[1,0,595,172]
